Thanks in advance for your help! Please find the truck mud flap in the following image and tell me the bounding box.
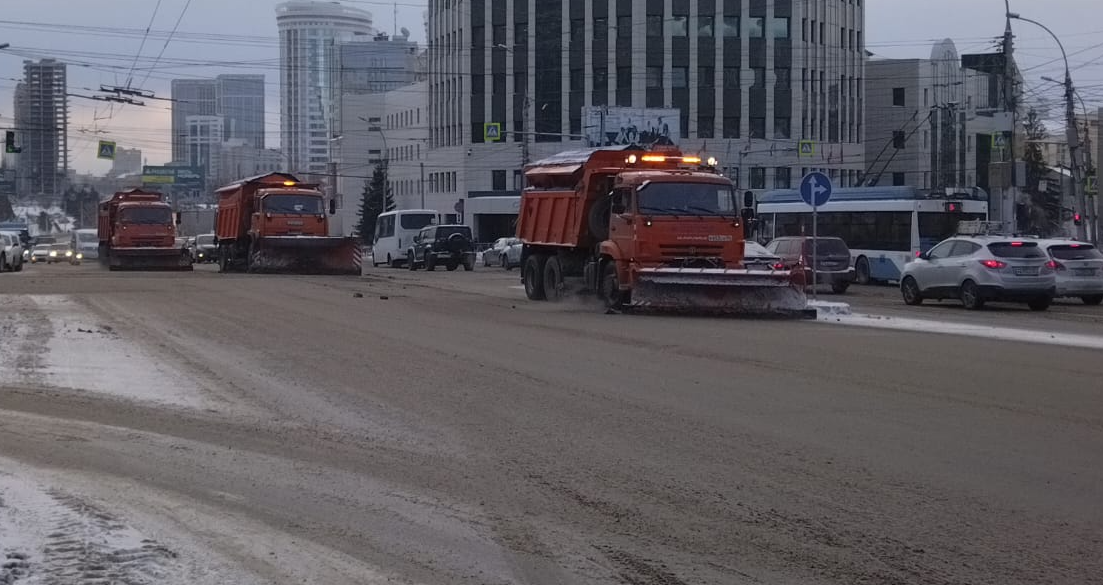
[249,237,361,275]
[632,268,809,317]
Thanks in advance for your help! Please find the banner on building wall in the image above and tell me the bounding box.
[141,166,204,187]
[583,107,680,147]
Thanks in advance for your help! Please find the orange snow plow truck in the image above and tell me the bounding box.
[517,146,807,315]
[214,172,361,275]
[97,188,193,271]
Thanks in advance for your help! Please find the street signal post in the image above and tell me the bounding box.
[4,130,20,154]
[799,171,833,300]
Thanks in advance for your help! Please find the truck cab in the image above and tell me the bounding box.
[112,202,177,248]
[251,188,328,238]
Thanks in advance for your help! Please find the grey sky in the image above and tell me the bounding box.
[0,0,1099,174]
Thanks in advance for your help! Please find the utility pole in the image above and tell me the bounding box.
[1002,3,1018,233]
[419,162,425,209]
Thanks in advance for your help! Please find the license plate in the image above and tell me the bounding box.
[1014,267,1038,276]
[1073,268,1097,277]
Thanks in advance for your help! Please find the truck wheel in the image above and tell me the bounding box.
[600,262,626,309]
[543,257,564,301]
[446,261,459,271]
[523,255,547,300]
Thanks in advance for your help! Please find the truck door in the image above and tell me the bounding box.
[608,187,634,258]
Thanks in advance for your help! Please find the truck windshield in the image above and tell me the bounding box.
[196,235,215,246]
[120,207,173,225]
[77,232,98,243]
[264,194,323,214]
[637,182,735,216]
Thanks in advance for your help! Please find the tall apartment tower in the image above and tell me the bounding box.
[276,0,375,177]
[14,59,69,197]
[427,0,865,191]
[171,74,266,164]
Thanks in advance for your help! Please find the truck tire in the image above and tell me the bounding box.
[543,256,564,301]
[446,261,459,271]
[523,255,547,300]
[600,261,627,309]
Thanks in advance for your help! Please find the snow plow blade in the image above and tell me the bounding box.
[248,236,362,275]
[632,268,810,316]
[108,248,193,271]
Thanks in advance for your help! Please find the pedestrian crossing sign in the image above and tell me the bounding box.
[97,140,117,160]
[798,140,815,157]
[1088,175,1098,194]
[484,123,501,142]
[991,133,1009,150]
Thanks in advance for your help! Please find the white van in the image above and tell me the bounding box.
[372,209,438,267]
[70,228,100,259]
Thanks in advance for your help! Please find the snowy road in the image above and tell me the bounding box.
[1,264,1102,585]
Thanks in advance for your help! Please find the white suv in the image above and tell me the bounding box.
[1037,239,1103,305]
[0,233,24,272]
[900,236,1056,311]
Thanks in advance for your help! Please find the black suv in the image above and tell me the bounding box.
[407,225,476,271]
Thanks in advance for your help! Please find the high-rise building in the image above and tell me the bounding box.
[425,0,866,241]
[110,147,143,177]
[277,1,375,177]
[14,59,68,197]
[171,75,265,163]
[340,32,421,95]
[184,115,225,187]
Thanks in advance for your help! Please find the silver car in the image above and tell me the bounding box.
[483,237,522,269]
[1038,239,1103,305]
[900,236,1056,311]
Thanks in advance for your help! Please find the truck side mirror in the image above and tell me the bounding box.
[175,213,182,225]
[329,199,337,215]
[743,191,755,209]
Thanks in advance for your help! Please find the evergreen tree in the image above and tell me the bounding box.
[1021,109,1060,235]
[355,163,396,243]
[0,195,14,222]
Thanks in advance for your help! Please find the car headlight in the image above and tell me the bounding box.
[76,253,83,259]
[48,251,57,257]
[65,250,73,257]
[198,252,204,258]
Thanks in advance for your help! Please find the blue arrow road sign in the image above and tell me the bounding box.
[799,171,833,208]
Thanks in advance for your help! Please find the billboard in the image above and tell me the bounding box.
[583,107,681,147]
[141,166,204,188]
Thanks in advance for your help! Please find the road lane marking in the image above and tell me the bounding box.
[820,311,1103,350]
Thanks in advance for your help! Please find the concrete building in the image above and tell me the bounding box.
[864,39,1013,193]
[110,147,143,177]
[14,59,69,198]
[341,32,422,94]
[426,0,865,241]
[171,75,266,163]
[277,0,375,178]
[334,81,430,237]
[217,141,284,187]
[184,115,225,188]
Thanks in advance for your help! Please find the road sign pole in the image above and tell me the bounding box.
[812,203,818,300]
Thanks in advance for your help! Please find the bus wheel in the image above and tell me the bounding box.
[855,256,871,285]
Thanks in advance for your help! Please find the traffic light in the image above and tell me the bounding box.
[4,131,18,154]
[1073,211,1082,226]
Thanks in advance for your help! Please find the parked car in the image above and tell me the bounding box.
[0,232,25,272]
[765,236,855,293]
[29,244,51,264]
[193,233,218,263]
[483,237,522,269]
[407,225,476,271]
[742,241,785,271]
[900,236,1056,311]
[1037,239,1103,305]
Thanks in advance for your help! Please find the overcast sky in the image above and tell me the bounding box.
[0,0,1099,174]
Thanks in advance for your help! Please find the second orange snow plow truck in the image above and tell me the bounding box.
[97,188,193,271]
[214,172,361,274]
[517,146,806,314]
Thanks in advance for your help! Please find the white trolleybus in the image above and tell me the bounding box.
[755,186,989,284]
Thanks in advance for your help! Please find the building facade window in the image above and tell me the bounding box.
[647,66,663,89]
[750,117,766,138]
[722,16,739,37]
[670,15,688,37]
[672,67,688,89]
[771,17,790,39]
[893,87,905,106]
[698,15,714,37]
[774,167,791,189]
[748,17,765,38]
[750,167,766,189]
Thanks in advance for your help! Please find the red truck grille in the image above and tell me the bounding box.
[130,237,168,246]
[659,245,725,259]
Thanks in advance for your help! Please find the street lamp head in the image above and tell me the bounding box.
[0,43,9,50]
[1008,12,1020,19]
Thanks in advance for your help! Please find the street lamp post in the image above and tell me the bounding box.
[1010,12,1089,240]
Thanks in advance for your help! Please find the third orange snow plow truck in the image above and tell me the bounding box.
[214,172,361,274]
[517,146,807,315]
[97,188,192,271]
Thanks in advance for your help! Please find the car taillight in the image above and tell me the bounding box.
[915,250,922,257]
[1047,260,1062,271]
[980,259,1006,269]
[772,262,785,270]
